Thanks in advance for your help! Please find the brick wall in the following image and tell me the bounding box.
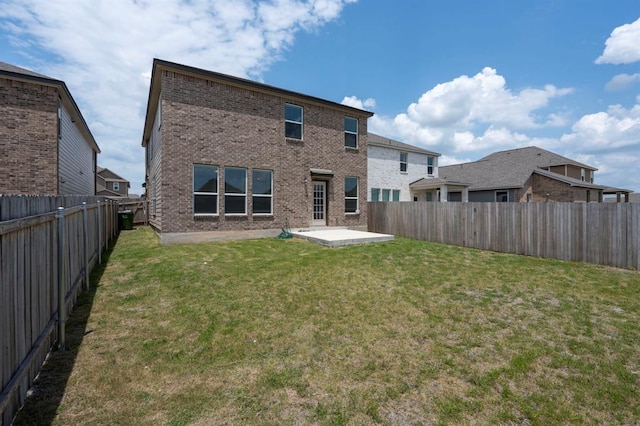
[0,78,59,194]
[522,173,602,202]
[155,70,369,233]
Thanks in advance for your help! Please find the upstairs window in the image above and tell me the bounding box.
[427,156,434,175]
[581,168,585,182]
[400,152,408,172]
[113,182,120,191]
[285,103,303,140]
[345,176,359,213]
[225,167,247,214]
[344,117,358,148]
[193,164,218,215]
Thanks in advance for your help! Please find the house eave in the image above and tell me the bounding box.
[0,68,100,154]
[142,58,375,147]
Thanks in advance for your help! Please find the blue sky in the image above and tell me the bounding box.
[1,0,639,194]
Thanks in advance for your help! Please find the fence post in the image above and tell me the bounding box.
[82,202,90,290]
[57,207,66,350]
[582,202,587,263]
[112,200,117,239]
[109,200,113,240]
[97,199,102,264]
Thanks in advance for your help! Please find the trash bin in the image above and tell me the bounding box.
[118,210,134,230]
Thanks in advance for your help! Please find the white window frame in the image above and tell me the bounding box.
[113,182,120,191]
[252,169,273,215]
[193,164,219,216]
[224,167,247,215]
[345,176,359,213]
[427,156,434,175]
[344,116,358,148]
[285,103,303,140]
[400,152,408,172]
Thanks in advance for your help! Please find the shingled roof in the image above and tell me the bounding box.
[368,133,440,156]
[440,146,600,191]
[0,61,51,79]
[478,146,595,170]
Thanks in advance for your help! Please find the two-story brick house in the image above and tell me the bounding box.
[141,59,373,239]
[0,61,100,195]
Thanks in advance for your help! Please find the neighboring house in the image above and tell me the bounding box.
[141,59,373,236]
[96,166,130,198]
[0,61,100,195]
[368,133,469,202]
[440,146,632,203]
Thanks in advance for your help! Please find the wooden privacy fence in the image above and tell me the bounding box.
[369,202,640,270]
[0,195,118,426]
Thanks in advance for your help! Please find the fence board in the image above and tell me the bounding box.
[368,201,639,270]
[0,195,118,425]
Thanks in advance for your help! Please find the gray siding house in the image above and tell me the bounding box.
[97,167,130,198]
[0,61,100,195]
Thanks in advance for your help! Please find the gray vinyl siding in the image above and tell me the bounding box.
[148,99,163,230]
[58,103,95,195]
[468,189,515,202]
[108,181,128,196]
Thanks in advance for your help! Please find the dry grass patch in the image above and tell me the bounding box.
[13,227,640,425]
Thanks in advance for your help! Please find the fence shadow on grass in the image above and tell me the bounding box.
[11,238,118,426]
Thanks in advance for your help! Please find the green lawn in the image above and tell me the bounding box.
[14,227,640,425]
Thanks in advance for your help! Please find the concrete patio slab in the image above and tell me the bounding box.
[159,227,394,246]
[291,228,394,247]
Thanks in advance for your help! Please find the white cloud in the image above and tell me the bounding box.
[0,0,357,192]
[368,67,572,151]
[437,154,472,167]
[595,17,640,65]
[341,96,376,110]
[403,67,572,131]
[452,127,532,152]
[605,73,640,91]
[560,103,640,149]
